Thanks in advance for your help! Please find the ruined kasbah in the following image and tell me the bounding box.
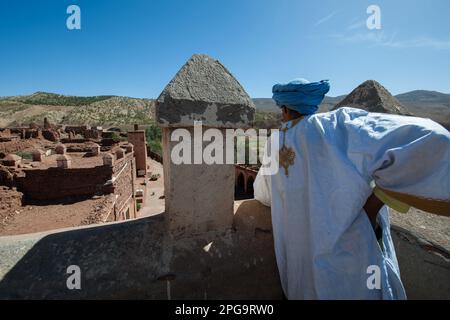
[0,121,149,229]
[0,54,448,301]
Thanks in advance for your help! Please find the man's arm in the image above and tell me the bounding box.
[341,109,450,216]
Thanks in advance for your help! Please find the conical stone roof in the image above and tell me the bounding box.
[156,54,255,128]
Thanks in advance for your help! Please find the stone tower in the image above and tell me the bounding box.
[156,54,255,236]
[128,130,148,177]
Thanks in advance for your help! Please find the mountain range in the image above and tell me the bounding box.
[253,83,450,129]
[0,84,449,129]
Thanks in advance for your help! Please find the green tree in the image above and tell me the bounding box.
[145,124,162,155]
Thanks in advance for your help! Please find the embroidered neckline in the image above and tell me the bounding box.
[279,116,304,177]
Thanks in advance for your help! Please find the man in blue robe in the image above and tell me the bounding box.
[254,78,450,299]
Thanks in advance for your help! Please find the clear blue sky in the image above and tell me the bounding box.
[1,0,449,98]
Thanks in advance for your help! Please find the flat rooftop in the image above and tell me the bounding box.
[26,152,104,169]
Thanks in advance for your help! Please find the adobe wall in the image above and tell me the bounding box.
[41,129,59,142]
[13,151,136,203]
[65,126,89,135]
[83,129,102,140]
[110,156,136,219]
[17,166,112,201]
[24,129,42,139]
[64,126,101,140]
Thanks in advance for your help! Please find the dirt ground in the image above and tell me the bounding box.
[0,187,23,229]
[0,156,164,237]
[138,158,165,217]
[390,208,450,249]
[0,195,108,236]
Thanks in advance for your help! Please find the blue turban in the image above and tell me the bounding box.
[272,78,330,115]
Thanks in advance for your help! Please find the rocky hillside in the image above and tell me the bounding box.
[0,92,155,127]
[332,80,411,115]
[62,96,155,126]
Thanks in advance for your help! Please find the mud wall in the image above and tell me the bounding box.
[111,156,136,219]
[17,166,112,201]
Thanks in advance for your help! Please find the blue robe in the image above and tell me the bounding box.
[254,107,450,299]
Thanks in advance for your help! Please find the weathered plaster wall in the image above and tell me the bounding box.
[162,127,235,237]
[0,200,282,299]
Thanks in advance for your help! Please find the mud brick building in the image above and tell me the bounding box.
[127,129,147,177]
[15,149,137,220]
